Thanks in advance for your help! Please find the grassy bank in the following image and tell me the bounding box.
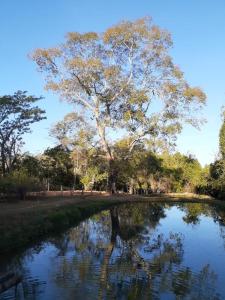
[0,193,224,255]
[0,198,123,255]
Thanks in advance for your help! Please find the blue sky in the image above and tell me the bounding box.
[1,0,225,165]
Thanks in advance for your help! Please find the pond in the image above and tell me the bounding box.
[1,202,225,299]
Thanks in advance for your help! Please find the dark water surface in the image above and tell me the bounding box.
[1,202,225,299]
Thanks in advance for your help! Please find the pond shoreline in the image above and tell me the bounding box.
[0,193,224,255]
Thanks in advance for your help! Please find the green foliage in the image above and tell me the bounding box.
[208,116,225,199]
[19,154,41,177]
[208,159,225,199]
[0,169,41,200]
[80,167,107,190]
[0,91,45,176]
[111,139,207,194]
[219,118,225,159]
[2,139,207,196]
[41,145,74,188]
[161,152,206,192]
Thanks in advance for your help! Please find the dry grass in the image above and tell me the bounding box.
[0,192,220,218]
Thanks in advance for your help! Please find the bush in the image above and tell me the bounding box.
[0,169,42,200]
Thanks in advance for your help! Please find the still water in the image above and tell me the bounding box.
[1,202,225,299]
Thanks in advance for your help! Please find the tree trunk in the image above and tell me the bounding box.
[108,158,117,194]
[98,208,119,299]
[95,119,117,194]
[110,207,120,242]
[18,188,26,201]
[129,178,134,194]
[1,146,6,177]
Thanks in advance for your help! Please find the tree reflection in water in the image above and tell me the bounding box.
[49,203,221,299]
[1,203,224,300]
[178,203,225,251]
[0,245,47,300]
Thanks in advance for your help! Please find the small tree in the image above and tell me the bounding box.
[37,146,74,190]
[0,91,45,176]
[31,17,205,192]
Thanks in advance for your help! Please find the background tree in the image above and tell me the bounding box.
[19,153,41,177]
[160,152,205,192]
[208,113,225,199]
[0,91,45,176]
[31,17,206,192]
[50,113,98,189]
[219,115,225,159]
[38,146,74,190]
[80,166,107,191]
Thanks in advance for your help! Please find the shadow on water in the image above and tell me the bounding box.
[1,202,225,299]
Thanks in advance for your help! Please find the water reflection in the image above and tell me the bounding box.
[1,202,225,299]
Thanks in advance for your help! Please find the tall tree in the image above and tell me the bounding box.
[31,17,206,192]
[0,91,45,176]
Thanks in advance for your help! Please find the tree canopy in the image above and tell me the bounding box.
[31,17,206,192]
[0,91,45,176]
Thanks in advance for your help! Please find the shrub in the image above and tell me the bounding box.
[0,169,42,200]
